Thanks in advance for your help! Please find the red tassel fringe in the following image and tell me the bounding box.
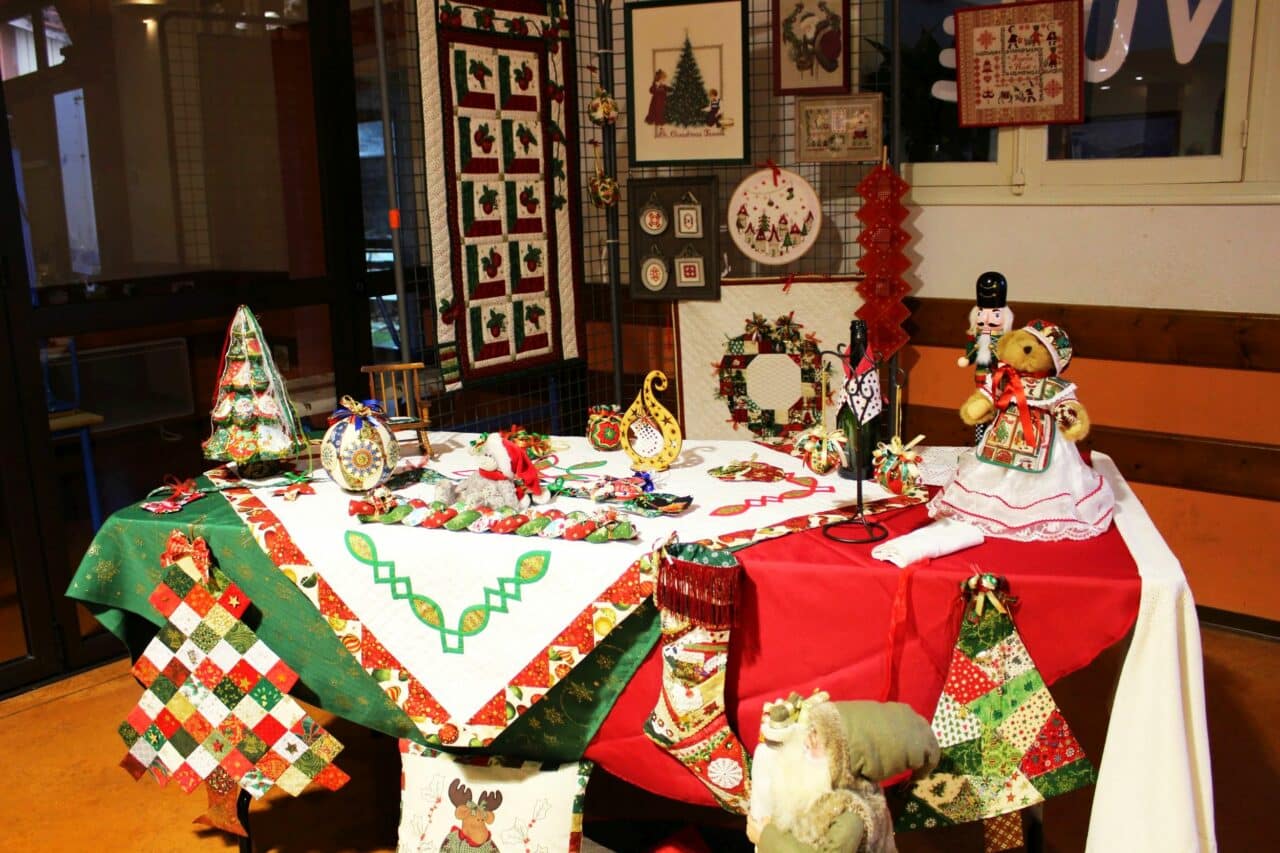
[655,555,741,628]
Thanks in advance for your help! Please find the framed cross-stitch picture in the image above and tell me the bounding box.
[795,94,883,163]
[773,0,853,95]
[625,0,750,166]
[955,0,1085,128]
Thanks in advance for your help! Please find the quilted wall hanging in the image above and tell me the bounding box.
[675,278,863,441]
[420,0,583,391]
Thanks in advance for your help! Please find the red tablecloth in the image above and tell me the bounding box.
[585,501,1142,807]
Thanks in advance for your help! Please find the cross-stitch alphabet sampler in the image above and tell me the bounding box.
[420,1,584,391]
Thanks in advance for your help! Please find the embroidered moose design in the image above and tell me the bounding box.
[440,779,503,852]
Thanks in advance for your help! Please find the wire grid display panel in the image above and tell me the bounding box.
[574,0,891,418]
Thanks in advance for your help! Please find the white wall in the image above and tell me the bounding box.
[907,204,1280,313]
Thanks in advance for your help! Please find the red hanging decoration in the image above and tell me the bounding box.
[854,158,913,358]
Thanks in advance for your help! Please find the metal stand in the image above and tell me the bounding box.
[823,461,888,544]
[597,0,624,405]
[821,320,889,544]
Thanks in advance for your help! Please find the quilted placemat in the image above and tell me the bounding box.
[676,278,864,441]
[420,0,582,390]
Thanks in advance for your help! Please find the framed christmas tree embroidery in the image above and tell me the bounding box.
[624,0,750,165]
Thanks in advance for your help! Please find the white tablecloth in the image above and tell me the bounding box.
[1087,453,1216,852]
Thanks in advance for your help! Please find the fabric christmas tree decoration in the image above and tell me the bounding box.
[118,546,349,832]
[894,573,1095,850]
[203,305,308,468]
[643,542,751,814]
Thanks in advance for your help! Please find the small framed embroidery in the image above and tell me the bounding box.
[675,252,705,287]
[673,194,704,238]
[639,196,669,235]
[640,253,670,292]
[628,175,720,301]
[795,94,883,163]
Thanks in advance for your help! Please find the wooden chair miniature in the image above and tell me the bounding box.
[361,362,433,458]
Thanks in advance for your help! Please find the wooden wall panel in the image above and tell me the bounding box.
[906,297,1280,371]
[903,344,1280,446]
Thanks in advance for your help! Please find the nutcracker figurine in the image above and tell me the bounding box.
[957,271,1014,443]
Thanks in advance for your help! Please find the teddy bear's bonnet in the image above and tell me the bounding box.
[1023,319,1073,374]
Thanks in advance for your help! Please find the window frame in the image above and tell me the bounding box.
[901,0,1278,206]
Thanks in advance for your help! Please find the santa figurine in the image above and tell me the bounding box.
[957,271,1014,443]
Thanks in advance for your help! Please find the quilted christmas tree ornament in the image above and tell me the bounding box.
[321,396,401,491]
[118,555,349,817]
[644,542,751,814]
[203,305,308,472]
[895,573,1095,840]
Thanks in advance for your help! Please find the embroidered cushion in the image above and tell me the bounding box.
[397,742,591,853]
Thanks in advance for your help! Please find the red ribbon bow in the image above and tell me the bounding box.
[754,158,782,186]
[991,365,1046,446]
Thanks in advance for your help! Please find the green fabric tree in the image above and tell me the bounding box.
[203,305,308,470]
[666,35,710,126]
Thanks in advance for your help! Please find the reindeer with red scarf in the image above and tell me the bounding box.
[441,780,503,853]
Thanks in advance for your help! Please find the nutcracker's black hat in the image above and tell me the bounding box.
[975,271,1008,308]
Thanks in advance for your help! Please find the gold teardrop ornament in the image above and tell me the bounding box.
[620,370,683,471]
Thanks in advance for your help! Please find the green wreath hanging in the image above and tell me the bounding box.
[713,312,825,439]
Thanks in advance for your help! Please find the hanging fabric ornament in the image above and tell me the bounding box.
[588,166,619,208]
[639,192,669,235]
[321,397,400,491]
[855,152,913,358]
[587,87,619,125]
[895,573,1097,846]
[728,164,822,266]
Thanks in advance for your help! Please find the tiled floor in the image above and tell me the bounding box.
[1,623,1273,852]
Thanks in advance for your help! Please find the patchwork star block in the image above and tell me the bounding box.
[118,558,348,807]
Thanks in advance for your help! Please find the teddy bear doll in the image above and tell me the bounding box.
[747,691,939,853]
[929,319,1115,541]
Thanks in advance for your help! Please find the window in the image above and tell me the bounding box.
[893,0,1272,203]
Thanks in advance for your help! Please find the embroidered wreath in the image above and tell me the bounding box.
[713,313,824,439]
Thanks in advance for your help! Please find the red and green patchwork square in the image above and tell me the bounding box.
[469,302,513,368]
[460,181,506,239]
[513,297,552,356]
[502,118,541,175]
[504,179,545,235]
[498,51,540,114]
[451,45,498,110]
[456,115,503,176]
[465,243,510,301]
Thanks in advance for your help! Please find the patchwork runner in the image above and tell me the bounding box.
[421,1,582,390]
[213,436,904,747]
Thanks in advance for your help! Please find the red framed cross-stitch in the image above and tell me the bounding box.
[955,0,1085,129]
